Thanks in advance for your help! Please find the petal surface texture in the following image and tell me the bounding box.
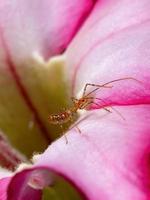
[0,0,95,60]
[36,106,150,200]
[0,177,11,200]
[66,0,150,107]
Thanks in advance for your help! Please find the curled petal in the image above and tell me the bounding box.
[0,0,95,60]
[7,167,86,200]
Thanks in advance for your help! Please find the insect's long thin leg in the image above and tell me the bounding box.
[75,126,81,134]
[82,83,112,97]
[68,102,111,135]
[68,112,81,134]
[83,77,142,98]
[68,124,81,134]
[60,124,68,144]
[82,100,112,113]
[64,133,68,144]
[92,103,112,113]
[68,113,94,134]
[84,97,125,120]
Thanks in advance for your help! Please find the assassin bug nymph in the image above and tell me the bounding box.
[48,77,141,143]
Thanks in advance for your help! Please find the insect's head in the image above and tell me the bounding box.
[78,97,89,109]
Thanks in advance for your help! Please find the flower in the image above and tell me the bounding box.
[1,0,150,199]
[0,0,95,156]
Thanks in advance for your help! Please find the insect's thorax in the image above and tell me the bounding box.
[74,97,90,110]
[48,97,91,125]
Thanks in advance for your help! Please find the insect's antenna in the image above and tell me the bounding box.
[101,77,142,87]
[83,77,142,98]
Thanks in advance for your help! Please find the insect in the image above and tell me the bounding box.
[48,77,141,143]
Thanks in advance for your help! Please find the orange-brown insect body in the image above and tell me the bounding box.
[71,97,90,111]
[48,97,90,125]
[48,77,141,126]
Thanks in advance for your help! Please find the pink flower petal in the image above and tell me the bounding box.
[35,105,150,199]
[0,168,12,200]
[8,170,42,200]
[7,167,86,199]
[7,105,150,199]
[66,0,150,106]
[0,177,11,200]
[1,1,150,200]
[0,0,95,61]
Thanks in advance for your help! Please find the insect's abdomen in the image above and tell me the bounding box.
[48,110,72,125]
